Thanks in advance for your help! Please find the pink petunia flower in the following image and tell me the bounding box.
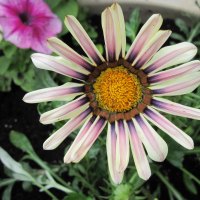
[24,4,200,184]
[0,0,62,53]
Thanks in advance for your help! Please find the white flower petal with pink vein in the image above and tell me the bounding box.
[152,97,200,120]
[151,72,200,96]
[43,108,92,150]
[133,30,171,69]
[144,107,194,149]
[64,116,96,163]
[115,120,130,172]
[148,60,200,84]
[127,120,151,180]
[111,3,126,58]
[40,95,89,124]
[31,54,89,81]
[143,42,197,74]
[69,117,107,163]
[23,82,84,103]
[126,14,163,63]
[47,37,94,71]
[102,8,117,61]
[107,123,124,184]
[65,16,105,65]
[134,115,168,162]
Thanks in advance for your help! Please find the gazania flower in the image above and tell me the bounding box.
[23,3,200,184]
[0,0,62,53]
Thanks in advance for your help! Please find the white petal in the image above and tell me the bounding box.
[43,108,92,150]
[115,120,130,172]
[127,120,151,180]
[40,95,89,124]
[144,107,194,149]
[151,72,200,96]
[148,60,200,84]
[69,117,106,163]
[47,37,94,71]
[23,83,84,103]
[143,42,197,74]
[107,123,124,184]
[31,53,88,81]
[152,97,200,120]
[65,16,105,65]
[126,14,163,63]
[134,115,168,162]
[133,30,171,69]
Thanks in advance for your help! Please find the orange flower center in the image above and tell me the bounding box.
[93,66,142,112]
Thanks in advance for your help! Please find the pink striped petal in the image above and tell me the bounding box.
[111,3,126,57]
[43,107,92,150]
[126,14,163,63]
[134,115,168,162]
[148,60,200,84]
[133,30,171,69]
[31,54,88,81]
[47,37,94,71]
[64,115,96,163]
[23,83,84,103]
[69,117,107,163]
[151,72,200,96]
[102,8,116,61]
[115,120,130,172]
[152,97,200,120]
[127,120,151,180]
[107,123,124,184]
[143,42,197,74]
[65,16,105,65]
[40,95,89,124]
[144,107,194,149]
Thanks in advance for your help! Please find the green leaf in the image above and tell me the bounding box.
[0,56,11,75]
[55,0,79,35]
[45,0,62,9]
[126,9,140,40]
[0,147,31,181]
[183,173,197,195]
[2,184,14,200]
[113,184,132,200]
[3,44,17,58]
[0,75,12,92]
[63,193,88,200]
[9,131,35,155]
[175,19,188,35]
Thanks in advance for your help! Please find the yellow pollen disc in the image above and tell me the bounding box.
[93,66,142,112]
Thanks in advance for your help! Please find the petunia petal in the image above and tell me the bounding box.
[69,117,107,163]
[126,14,163,63]
[134,115,168,162]
[127,120,151,180]
[148,60,200,84]
[65,16,105,65]
[144,107,194,149]
[115,120,130,172]
[106,123,124,184]
[43,107,92,150]
[133,30,171,69]
[152,97,200,120]
[47,37,94,71]
[151,72,200,96]
[23,82,84,103]
[40,95,89,124]
[143,42,197,74]
[31,53,89,81]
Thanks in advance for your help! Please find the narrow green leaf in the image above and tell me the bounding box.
[9,131,35,155]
